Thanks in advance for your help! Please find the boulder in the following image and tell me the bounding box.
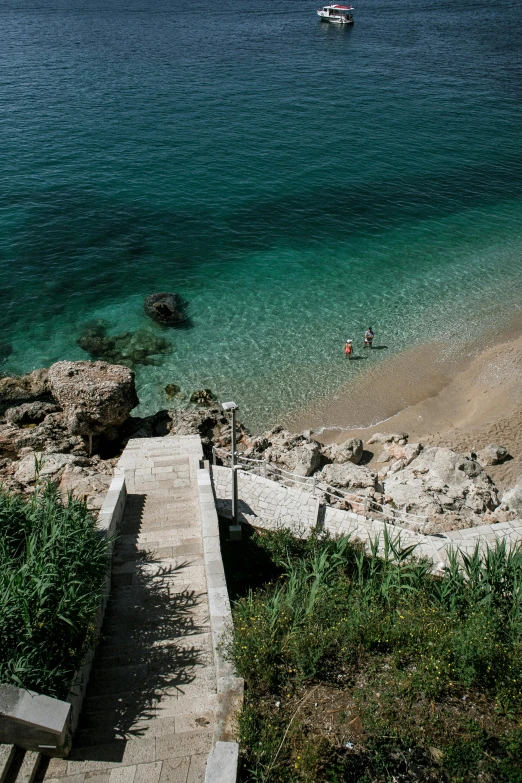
[144,292,189,327]
[5,401,60,427]
[59,464,113,510]
[262,429,322,476]
[322,438,363,465]
[384,442,422,474]
[190,389,214,406]
[48,361,139,437]
[367,432,408,446]
[476,444,509,467]
[319,462,377,493]
[14,452,80,484]
[497,478,522,517]
[383,447,499,533]
[0,369,50,414]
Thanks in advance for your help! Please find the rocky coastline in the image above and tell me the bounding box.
[1,359,521,535]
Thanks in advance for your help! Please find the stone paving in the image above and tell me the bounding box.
[45,436,217,783]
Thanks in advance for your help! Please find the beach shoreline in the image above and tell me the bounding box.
[285,309,522,490]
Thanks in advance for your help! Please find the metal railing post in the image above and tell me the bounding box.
[212,446,217,466]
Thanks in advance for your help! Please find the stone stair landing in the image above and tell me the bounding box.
[45,435,217,783]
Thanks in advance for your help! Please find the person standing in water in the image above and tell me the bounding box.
[344,339,353,359]
[363,327,374,349]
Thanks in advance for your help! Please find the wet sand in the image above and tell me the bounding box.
[286,311,522,490]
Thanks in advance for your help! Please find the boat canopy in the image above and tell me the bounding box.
[326,4,354,9]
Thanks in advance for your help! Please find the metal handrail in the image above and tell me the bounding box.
[212,446,429,530]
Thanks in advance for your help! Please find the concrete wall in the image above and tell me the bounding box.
[212,465,319,535]
[197,464,243,783]
[212,466,522,572]
[66,474,127,741]
[0,475,127,758]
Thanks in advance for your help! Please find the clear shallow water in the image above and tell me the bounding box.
[1,0,522,429]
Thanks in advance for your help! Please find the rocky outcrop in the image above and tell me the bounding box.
[5,401,60,426]
[244,427,322,477]
[383,447,499,533]
[322,438,363,465]
[377,441,422,474]
[48,361,139,437]
[14,452,83,484]
[319,462,378,494]
[144,292,189,327]
[0,413,85,459]
[0,369,51,414]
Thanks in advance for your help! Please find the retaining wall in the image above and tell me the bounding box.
[66,473,127,739]
[212,466,522,570]
[212,465,319,534]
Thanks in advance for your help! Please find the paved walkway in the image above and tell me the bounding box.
[45,436,217,783]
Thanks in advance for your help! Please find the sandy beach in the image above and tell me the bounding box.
[287,311,522,491]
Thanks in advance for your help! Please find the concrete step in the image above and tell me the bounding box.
[81,666,217,713]
[79,692,218,730]
[5,751,41,783]
[75,710,216,748]
[0,745,15,783]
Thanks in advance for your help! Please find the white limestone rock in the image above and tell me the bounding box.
[322,438,364,465]
[383,447,499,533]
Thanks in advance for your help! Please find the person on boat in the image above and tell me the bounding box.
[364,327,374,348]
[344,339,353,359]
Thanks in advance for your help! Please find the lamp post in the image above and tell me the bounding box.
[222,402,240,536]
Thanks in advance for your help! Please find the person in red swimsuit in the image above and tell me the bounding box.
[344,339,353,359]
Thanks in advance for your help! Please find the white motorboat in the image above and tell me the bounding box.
[317,4,354,24]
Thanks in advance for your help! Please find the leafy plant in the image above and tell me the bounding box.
[0,481,110,698]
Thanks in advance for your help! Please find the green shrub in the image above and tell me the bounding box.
[225,526,522,782]
[0,480,110,698]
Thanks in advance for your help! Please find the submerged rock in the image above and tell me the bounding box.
[77,321,173,369]
[49,360,139,437]
[0,342,13,364]
[144,292,189,327]
[165,383,181,398]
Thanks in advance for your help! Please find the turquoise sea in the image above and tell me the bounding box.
[1,0,522,430]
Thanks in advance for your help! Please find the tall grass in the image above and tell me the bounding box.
[0,480,109,698]
[227,527,522,782]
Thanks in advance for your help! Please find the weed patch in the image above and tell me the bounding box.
[222,525,522,782]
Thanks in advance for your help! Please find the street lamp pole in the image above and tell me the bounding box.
[222,402,239,529]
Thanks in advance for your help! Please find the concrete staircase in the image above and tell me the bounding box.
[0,746,41,783]
[43,435,218,783]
